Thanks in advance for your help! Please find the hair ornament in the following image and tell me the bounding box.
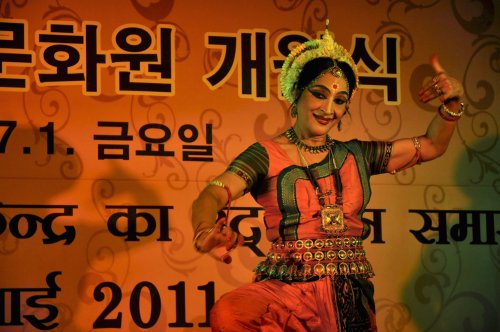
[280,19,359,103]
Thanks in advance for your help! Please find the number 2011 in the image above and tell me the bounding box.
[93,281,214,329]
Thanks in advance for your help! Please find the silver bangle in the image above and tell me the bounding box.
[193,225,215,253]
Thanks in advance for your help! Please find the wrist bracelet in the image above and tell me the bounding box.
[438,108,458,121]
[193,225,215,253]
[439,102,464,121]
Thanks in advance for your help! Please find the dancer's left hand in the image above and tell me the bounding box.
[418,55,464,103]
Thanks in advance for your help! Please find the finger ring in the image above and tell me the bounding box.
[433,84,443,96]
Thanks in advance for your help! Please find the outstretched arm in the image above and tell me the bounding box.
[386,55,464,173]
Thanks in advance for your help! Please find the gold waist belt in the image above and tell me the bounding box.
[254,237,374,282]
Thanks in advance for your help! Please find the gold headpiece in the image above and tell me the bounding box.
[280,20,359,103]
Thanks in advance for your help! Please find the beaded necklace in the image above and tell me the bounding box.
[284,127,335,154]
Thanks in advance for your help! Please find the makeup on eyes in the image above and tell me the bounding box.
[308,84,349,100]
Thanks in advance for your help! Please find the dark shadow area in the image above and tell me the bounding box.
[402,135,500,331]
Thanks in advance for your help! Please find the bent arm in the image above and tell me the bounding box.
[386,56,464,173]
[386,101,460,173]
[192,171,247,232]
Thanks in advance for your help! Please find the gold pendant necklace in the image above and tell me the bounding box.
[320,151,346,234]
[296,145,347,235]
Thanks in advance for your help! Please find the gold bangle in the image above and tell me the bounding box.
[208,179,232,205]
[389,136,422,174]
[439,102,464,119]
[411,136,421,151]
[208,179,225,188]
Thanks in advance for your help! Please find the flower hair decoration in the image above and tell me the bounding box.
[279,19,359,104]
